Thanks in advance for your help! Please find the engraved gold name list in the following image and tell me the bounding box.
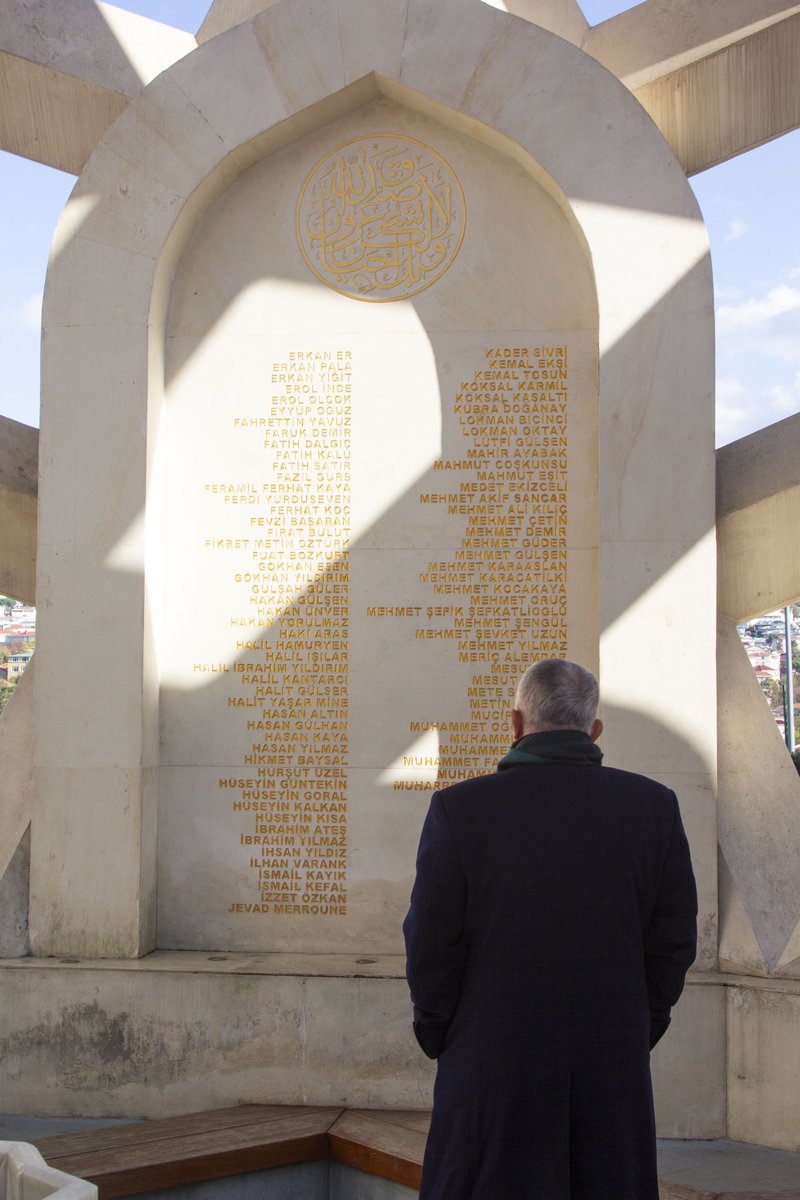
[370,345,569,787]
[203,350,352,917]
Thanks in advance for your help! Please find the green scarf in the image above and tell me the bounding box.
[498,729,603,770]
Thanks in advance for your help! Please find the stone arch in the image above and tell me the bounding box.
[34,0,714,958]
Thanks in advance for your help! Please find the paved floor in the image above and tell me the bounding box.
[657,1137,800,1192]
[1,1117,798,1194]
[0,1114,136,1141]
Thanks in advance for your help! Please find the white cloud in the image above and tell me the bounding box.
[717,378,746,405]
[724,217,748,242]
[713,375,800,446]
[715,377,754,446]
[714,284,742,301]
[715,369,800,448]
[716,284,800,337]
[0,292,42,331]
[768,370,800,417]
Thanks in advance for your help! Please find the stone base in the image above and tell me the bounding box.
[0,955,795,1150]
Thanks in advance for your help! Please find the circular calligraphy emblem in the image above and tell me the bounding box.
[296,134,466,302]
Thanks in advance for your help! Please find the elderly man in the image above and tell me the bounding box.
[403,658,697,1200]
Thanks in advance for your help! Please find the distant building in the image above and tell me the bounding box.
[6,650,32,680]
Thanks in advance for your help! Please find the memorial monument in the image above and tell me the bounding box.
[0,0,799,1155]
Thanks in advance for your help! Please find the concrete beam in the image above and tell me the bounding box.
[633,13,800,174]
[0,1,194,173]
[717,412,800,622]
[582,2,800,174]
[0,417,37,605]
[197,0,281,44]
[0,50,126,175]
[585,1,800,91]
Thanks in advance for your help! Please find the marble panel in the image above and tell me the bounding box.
[43,234,158,330]
[598,302,715,547]
[718,850,769,977]
[0,966,309,1115]
[37,324,149,551]
[302,976,433,1106]
[599,535,717,772]
[453,15,554,140]
[398,0,508,115]
[34,544,146,771]
[67,141,188,262]
[250,0,347,116]
[166,22,290,157]
[33,0,717,1017]
[651,980,726,1138]
[158,762,424,955]
[155,95,598,952]
[728,983,800,1151]
[338,0,408,85]
[29,765,148,958]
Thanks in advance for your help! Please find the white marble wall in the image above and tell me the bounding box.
[155,98,597,952]
[31,0,716,1114]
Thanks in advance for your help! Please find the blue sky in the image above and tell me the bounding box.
[1,0,797,447]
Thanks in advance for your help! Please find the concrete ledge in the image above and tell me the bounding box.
[2,959,798,1148]
[0,950,407,977]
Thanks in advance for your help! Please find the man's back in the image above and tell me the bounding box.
[404,758,697,1200]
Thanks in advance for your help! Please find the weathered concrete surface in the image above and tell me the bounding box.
[633,12,800,174]
[650,977,726,1139]
[0,648,32,961]
[580,1,800,173]
[199,0,590,46]
[728,979,800,1151]
[0,825,29,957]
[0,1,194,173]
[717,411,800,622]
[197,0,282,44]
[0,416,37,604]
[0,660,34,884]
[585,1,800,89]
[0,962,432,1117]
[717,619,800,977]
[0,956,719,1138]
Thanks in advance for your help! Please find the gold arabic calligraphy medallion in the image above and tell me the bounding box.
[296,135,466,302]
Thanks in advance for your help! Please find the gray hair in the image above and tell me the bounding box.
[514,659,599,733]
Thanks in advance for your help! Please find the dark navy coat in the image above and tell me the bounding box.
[403,761,697,1200]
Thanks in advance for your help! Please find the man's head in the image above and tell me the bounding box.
[512,658,602,742]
